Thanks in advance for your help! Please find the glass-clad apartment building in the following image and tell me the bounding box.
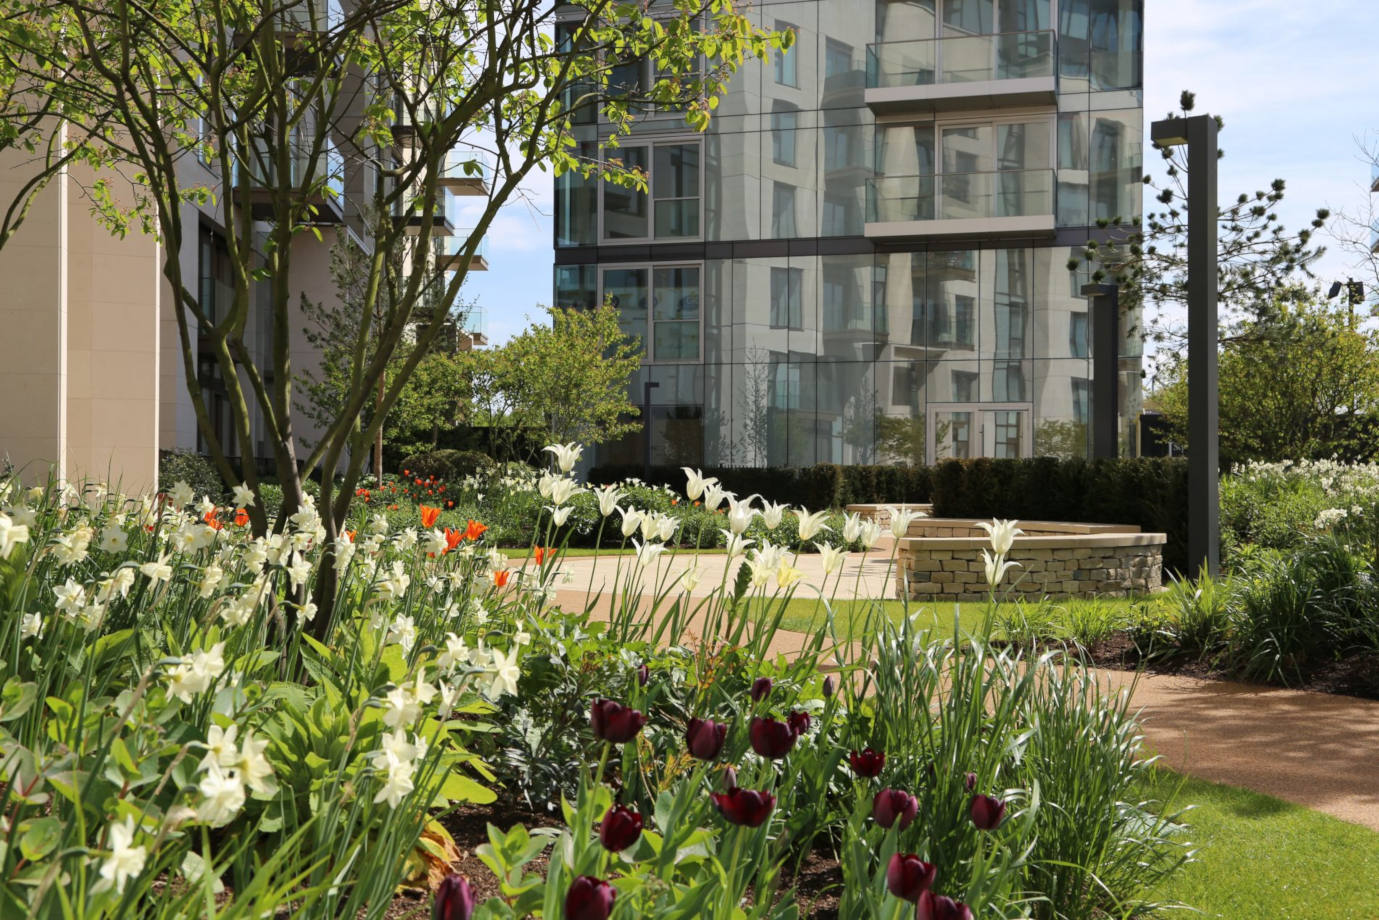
[554,0,1143,468]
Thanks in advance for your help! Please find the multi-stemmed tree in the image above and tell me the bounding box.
[0,0,787,632]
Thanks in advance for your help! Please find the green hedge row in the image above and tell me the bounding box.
[591,457,1190,574]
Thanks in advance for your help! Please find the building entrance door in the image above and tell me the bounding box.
[926,402,1033,464]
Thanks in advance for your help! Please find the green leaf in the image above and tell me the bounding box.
[0,679,37,723]
[439,771,496,805]
[19,818,61,861]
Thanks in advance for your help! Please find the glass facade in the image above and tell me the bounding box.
[555,0,1143,466]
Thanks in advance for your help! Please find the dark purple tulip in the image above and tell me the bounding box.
[885,853,936,903]
[848,747,885,778]
[750,676,773,702]
[590,698,647,744]
[711,787,776,827]
[636,662,650,686]
[916,890,974,920]
[686,717,727,760]
[564,875,615,920]
[970,794,1007,831]
[749,716,798,759]
[787,710,811,737]
[822,675,835,698]
[598,804,642,851]
[433,874,476,920]
[873,788,919,830]
[964,772,977,792]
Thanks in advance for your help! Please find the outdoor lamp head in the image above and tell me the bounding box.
[1149,118,1189,148]
[1328,281,1343,299]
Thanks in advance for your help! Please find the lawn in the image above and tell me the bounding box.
[1141,770,1379,919]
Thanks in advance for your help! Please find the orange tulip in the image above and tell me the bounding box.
[443,527,464,553]
[419,505,441,528]
[463,520,488,541]
[493,569,511,587]
[234,509,250,527]
[344,530,356,542]
[533,546,549,565]
[204,510,223,531]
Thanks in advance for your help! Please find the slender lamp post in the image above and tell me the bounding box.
[1150,114,1219,577]
[642,379,660,480]
[1081,282,1120,459]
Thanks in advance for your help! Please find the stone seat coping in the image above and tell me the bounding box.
[906,518,1141,536]
[845,503,934,513]
[900,532,1166,551]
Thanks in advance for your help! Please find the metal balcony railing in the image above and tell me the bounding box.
[866,168,1055,224]
[866,30,1055,89]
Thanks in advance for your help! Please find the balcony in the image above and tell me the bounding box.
[233,138,345,223]
[440,152,490,196]
[434,231,488,271]
[865,169,1055,239]
[865,30,1056,114]
[393,187,454,234]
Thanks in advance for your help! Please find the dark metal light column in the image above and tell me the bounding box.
[1081,282,1120,459]
[642,379,660,480]
[1150,114,1220,577]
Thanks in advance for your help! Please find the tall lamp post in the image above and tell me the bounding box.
[1081,282,1120,459]
[1150,114,1220,577]
[642,379,660,481]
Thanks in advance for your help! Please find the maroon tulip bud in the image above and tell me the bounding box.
[433,874,476,920]
[885,853,936,903]
[872,788,919,830]
[711,787,776,827]
[636,662,650,686]
[917,890,974,920]
[822,674,835,698]
[597,804,643,852]
[748,716,798,759]
[848,747,886,778]
[969,794,1007,831]
[787,710,811,737]
[590,698,647,744]
[750,676,773,702]
[564,875,616,920]
[686,717,727,760]
[964,772,977,792]
[722,765,737,790]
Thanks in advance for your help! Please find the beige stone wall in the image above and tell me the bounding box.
[897,538,1165,600]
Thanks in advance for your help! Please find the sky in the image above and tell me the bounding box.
[459,0,1379,348]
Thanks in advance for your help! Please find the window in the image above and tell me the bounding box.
[1069,311,1089,357]
[1071,377,1091,424]
[770,267,803,329]
[772,361,801,409]
[825,39,853,79]
[770,102,798,167]
[892,366,912,406]
[601,264,701,363]
[771,182,797,237]
[994,362,1025,400]
[601,140,702,241]
[943,0,993,35]
[773,21,798,87]
[952,369,979,402]
[954,295,974,347]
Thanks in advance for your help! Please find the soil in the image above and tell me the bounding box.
[1078,632,1379,701]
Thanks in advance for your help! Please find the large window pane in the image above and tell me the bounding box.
[602,146,648,239]
[653,143,700,238]
[602,268,649,347]
[771,182,797,237]
[771,102,798,166]
[652,266,700,360]
[556,139,597,246]
[943,0,993,35]
[773,21,799,86]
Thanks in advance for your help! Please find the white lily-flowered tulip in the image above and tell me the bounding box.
[702,482,730,512]
[976,519,1024,556]
[841,512,863,543]
[682,467,718,502]
[760,500,787,530]
[887,506,926,539]
[816,543,847,575]
[722,531,754,558]
[982,547,1021,589]
[618,506,644,538]
[726,498,756,536]
[797,508,831,542]
[596,486,622,517]
[543,443,583,474]
[858,521,883,551]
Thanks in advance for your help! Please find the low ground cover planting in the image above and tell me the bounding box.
[1,451,1197,918]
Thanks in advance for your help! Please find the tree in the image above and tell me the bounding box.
[1327,131,1379,318]
[0,0,787,631]
[484,304,642,455]
[1153,295,1379,466]
[1075,91,1332,351]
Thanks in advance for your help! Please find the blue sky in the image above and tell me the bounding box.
[461,0,1379,347]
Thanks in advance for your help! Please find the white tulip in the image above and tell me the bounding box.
[760,500,787,530]
[726,499,756,536]
[841,512,863,543]
[596,486,622,517]
[543,442,583,474]
[816,543,847,575]
[982,548,1020,589]
[702,483,731,512]
[797,509,831,542]
[682,467,719,501]
[976,519,1024,556]
[887,506,926,539]
[618,506,644,538]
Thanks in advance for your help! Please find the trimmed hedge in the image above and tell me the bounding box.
[592,458,1189,574]
[398,449,494,484]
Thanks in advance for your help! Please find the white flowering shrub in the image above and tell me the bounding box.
[1221,459,1379,556]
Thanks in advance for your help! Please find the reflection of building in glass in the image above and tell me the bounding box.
[555,0,1143,467]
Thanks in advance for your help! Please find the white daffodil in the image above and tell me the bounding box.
[19,611,42,641]
[682,467,718,502]
[168,481,195,508]
[596,486,623,517]
[372,753,416,809]
[387,614,417,653]
[231,483,256,509]
[233,731,276,796]
[297,601,318,623]
[395,528,418,552]
[486,646,521,699]
[196,496,217,518]
[760,500,788,530]
[197,564,224,599]
[52,527,93,566]
[199,723,240,772]
[196,763,246,827]
[726,499,756,536]
[617,506,644,539]
[841,512,863,543]
[981,548,1020,589]
[797,509,831,542]
[0,512,29,561]
[701,482,730,512]
[140,556,173,584]
[887,506,926,539]
[285,553,312,591]
[78,602,107,632]
[54,578,86,616]
[368,512,390,534]
[816,543,847,576]
[166,642,226,703]
[543,442,583,474]
[334,534,356,569]
[101,567,136,601]
[98,525,129,554]
[976,519,1024,556]
[98,817,147,894]
[424,528,448,557]
[438,632,470,671]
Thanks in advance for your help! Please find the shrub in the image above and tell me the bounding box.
[157,449,223,501]
[399,448,493,483]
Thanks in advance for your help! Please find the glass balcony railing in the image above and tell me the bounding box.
[866,30,1055,89]
[434,232,487,268]
[279,0,344,32]
[866,169,1055,224]
[440,151,489,191]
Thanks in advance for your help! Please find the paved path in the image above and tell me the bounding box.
[545,544,1379,832]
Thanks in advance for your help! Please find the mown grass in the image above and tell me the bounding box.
[1139,770,1379,919]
